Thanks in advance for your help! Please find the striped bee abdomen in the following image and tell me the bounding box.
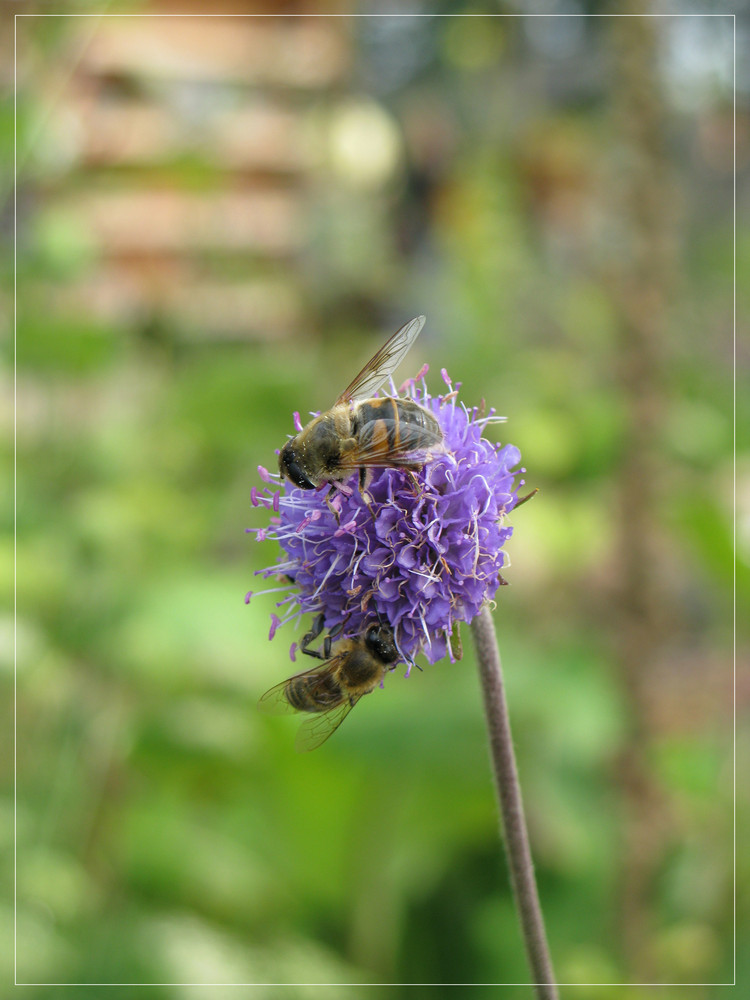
[352,398,442,459]
[285,672,343,713]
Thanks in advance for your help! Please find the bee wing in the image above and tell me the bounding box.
[257,658,340,717]
[334,417,444,471]
[335,315,427,405]
[294,698,359,752]
[257,679,299,716]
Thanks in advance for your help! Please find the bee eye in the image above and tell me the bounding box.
[366,624,396,662]
[280,445,316,490]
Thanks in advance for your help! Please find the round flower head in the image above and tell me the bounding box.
[247,368,524,668]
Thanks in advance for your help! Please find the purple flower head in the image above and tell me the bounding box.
[247,370,524,669]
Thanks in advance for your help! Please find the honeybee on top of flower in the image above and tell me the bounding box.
[277,315,445,499]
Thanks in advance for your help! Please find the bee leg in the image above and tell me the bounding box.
[325,486,341,524]
[301,646,327,661]
[405,470,422,495]
[357,467,377,521]
[301,644,328,661]
[327,611,351,646]
[327,619,346,641]
[306,612,326,641]
[300,613,327,659]
[363,496,377,521]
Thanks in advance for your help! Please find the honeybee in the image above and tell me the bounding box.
[258,613,398,751]
[279,315,444,493]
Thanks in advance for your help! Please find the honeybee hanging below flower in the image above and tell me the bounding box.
[278,315,444,494]
[257,614,399,751]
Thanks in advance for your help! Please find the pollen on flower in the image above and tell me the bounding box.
[246,376,523,666]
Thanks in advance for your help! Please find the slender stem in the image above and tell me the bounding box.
[471,606,558,998]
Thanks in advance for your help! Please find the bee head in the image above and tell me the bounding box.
[279,440,316,490]
[364,622,398,664]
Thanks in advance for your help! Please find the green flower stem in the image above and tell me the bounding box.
[471,606,558,998]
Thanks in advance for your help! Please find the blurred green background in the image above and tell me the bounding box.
[4,5,744,997]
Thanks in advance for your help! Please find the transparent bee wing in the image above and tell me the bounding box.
[335,315,427,405]
[294,698,359,752]
[257,660,337,717]
[334,417,444,471]
[257,678,303,716]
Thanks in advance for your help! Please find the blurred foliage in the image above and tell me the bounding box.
[3,5,744,998]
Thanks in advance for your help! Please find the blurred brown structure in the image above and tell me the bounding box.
[16,3,353,341]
